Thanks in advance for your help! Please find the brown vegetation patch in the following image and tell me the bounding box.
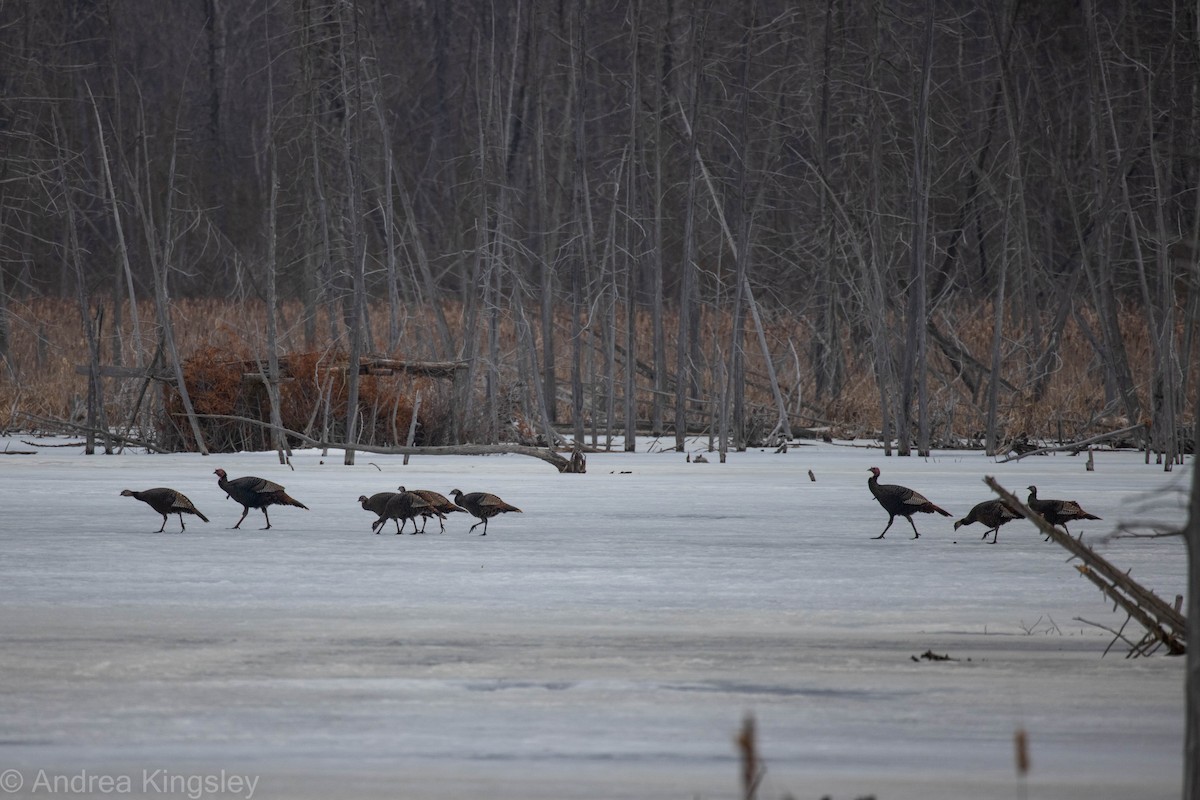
[0,297,1192,451]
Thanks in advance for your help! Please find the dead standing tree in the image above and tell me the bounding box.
[119,89,209,456]
[334,4,369,467]
[50,108,111,456]
[1185,389,1200,796]
[897,1,934,458]
[255,11,288,465]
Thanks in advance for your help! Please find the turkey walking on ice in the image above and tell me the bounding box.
[214,469,309,530]
[1026,485,1101,538]
[359,492,398,533]
[449,489,521,536]
[866,467,950,539]
[953,499,1023,544]
[398,486,464,533]
[121,488,209,533]
[379,490,435,535]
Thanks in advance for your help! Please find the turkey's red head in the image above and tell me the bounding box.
[868,467,880,477]
[214,468,227,478]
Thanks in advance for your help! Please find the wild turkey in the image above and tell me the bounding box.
[449,489,522,536]
[398,486,464,533]
[953,499,1024,544]
[214,468,309,530]
[1026,485,1101,538]
[866,467,951,539]
[358,492,398,534]
[379,490,434,535]
[121,488,209,533]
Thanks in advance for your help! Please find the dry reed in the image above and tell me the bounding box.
[0,296,1190,450]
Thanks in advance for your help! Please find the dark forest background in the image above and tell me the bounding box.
[0,0,1196,464]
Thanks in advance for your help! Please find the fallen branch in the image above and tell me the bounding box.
[997,424,1145,462]
[985,475,1185,655]
[189,413,579,472]
[1075,615,1136,657]
[19,413,170,454]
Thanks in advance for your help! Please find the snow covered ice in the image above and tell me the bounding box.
[0,437,1190,799]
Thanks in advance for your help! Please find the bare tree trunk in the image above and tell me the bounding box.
[717,338,729,462]
[89,86,142,368]
[985,216,1009,456]
[119,94,208,455]
[624,290,637,451]
[650,5,669,439]
[469,52,500,445]
[515,302,558,446]
[59,154,110,455]
[811,0,843,406]
[569,1,591,446]
[263,145,286,461]
[1182,381,1199,796]
[338,6,366,466]
[866,0,894,455]
[675,121,699,453]
[589,311,600,448]
[486,254,501,445]
[1075,0,1140,434]
[203,0,226,152]
[1117,105,1164,465]
[300,194,318,349]
[571,261,585,445]
[982,2,1023,455]
[1144,63,1182,469]
[531,75,557,425]
[0,254,10,377]
[309,102,337,347]
[902,2,933,456]
[673,5,706,453]
[729,0,756,452]
[603,160,621,450]
[254,14,287,463]
[372,80,401,351]
[650,156,666,438]
[621,0,642,452]
[540,252,557,425]
[1183,163,1200,421]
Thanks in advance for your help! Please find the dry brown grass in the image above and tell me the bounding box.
[0,296,1190,449]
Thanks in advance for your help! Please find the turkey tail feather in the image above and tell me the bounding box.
[281,494,309,510]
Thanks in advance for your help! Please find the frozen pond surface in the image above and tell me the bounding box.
[0,437,1190,799]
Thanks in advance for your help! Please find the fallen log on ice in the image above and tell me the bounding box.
[191,413,581,472]
[996,424,1146,462]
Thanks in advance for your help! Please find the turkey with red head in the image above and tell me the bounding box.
[866,467,950,540]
